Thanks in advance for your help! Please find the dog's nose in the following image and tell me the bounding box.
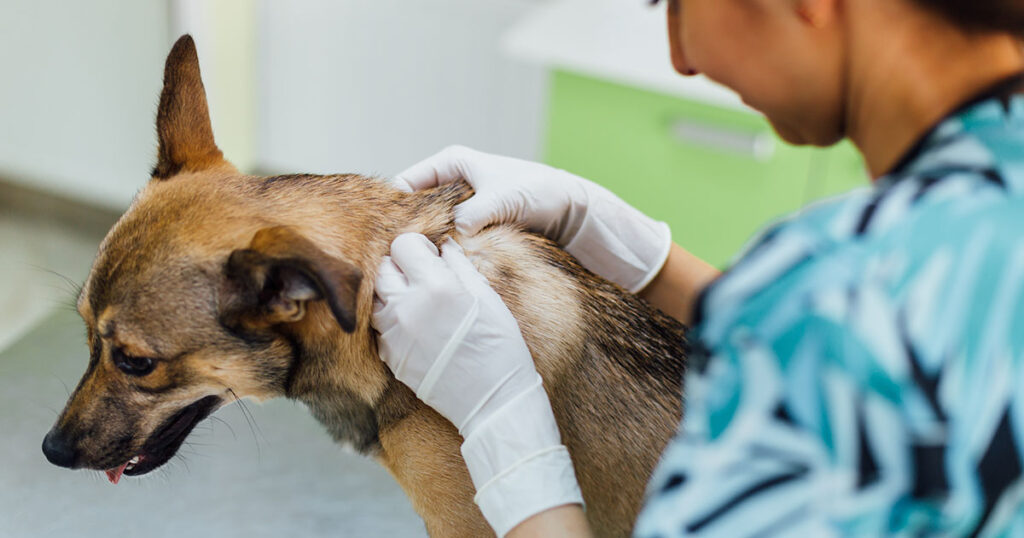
[42,428,79,468]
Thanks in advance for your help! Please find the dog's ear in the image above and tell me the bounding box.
[152,35,232,179]
[224,227,363,333]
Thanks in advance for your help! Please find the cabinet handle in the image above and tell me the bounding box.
[668,118,776,161]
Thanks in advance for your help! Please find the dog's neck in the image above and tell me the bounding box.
[267,176,473,447]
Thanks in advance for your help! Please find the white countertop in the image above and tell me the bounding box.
[503,0,749,111]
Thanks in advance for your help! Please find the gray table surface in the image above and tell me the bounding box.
[0,309,427,537]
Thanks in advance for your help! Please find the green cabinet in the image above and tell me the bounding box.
[543,70,868,268]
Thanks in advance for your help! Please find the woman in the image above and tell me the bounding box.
[371,0,1024,535]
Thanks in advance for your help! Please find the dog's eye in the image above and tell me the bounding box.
[113,349,156,377]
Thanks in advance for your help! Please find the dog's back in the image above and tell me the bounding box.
[470,229,688,535]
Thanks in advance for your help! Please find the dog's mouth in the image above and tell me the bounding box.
[105,395,221,484]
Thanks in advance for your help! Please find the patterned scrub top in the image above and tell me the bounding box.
[634,73,1024,538]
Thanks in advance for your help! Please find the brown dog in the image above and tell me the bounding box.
[41,35,688,537]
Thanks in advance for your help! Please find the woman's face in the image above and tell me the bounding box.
[667,0,847,146]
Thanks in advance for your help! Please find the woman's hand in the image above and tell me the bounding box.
[372,233,584,536]
[393,146,672,293]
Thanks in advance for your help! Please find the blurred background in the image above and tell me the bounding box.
[0,0,869,536]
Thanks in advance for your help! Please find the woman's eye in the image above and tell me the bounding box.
[114,350,156,376]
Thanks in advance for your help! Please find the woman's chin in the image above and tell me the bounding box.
[766,116,843,148]
[764,118,808,146]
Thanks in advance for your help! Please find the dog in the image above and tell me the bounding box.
[41,35,688,537]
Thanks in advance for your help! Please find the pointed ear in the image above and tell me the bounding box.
[152,35,232,179]
[223,227,363,333]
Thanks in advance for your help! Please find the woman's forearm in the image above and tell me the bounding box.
[506,505,593,538]
[640,242,721,326]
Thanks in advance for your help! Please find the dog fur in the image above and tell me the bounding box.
[44,35,688,537]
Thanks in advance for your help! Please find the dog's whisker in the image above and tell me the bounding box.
[172,452,192,475]
[154,463,175,484]
[227,387,264,462]
[208,415,236,439]
[25,264,83,299]
[183,438,214,448]
[193,423,214,436]
[47,373,73,398]
[43,295,80,312]
[178,447,211,459]
[240,400,265,438]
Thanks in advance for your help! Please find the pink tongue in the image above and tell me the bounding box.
[105,462,129,485]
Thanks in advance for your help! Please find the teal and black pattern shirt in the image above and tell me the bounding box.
[635,74,1024,537]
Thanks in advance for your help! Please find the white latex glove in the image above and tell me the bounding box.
[372,233,584,537]
[393,145,672,293]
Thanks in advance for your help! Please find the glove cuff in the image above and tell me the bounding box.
[563,183,672,293]
[474,446,582,537]
[461,380,584,536]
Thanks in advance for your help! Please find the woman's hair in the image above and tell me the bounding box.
[919,0,1024,34]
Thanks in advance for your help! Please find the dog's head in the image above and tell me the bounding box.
[41,36,369,483]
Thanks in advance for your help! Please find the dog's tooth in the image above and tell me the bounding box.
[129,456,139,464]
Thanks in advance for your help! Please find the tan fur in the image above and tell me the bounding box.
[47,36,688,537]
[378,413,491,537]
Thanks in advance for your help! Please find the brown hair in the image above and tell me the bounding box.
[917,0,1024,34]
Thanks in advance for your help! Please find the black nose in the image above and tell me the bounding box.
[42,428,79,468]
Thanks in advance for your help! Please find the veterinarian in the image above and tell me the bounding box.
[372,0,1024,536]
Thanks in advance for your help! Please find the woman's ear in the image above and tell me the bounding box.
[222,226,363,334]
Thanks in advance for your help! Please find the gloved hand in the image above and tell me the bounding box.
[393,145,671,293]
[372,233,584,537]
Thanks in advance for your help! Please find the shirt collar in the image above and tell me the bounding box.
[883,71,1024,180]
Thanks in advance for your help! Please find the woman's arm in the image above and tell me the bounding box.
[507,505,593,538]
[640,242,721,326]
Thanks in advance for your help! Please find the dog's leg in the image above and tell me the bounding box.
[377,408,494,537]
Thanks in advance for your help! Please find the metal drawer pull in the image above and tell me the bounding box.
[668,119,777,161]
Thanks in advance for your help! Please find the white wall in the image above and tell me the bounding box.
[256,0,550,177]
[170,0,259,172]
[0,0,551,208]
[0,0,169,211]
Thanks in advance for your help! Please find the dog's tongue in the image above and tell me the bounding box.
[105,462,129,485]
